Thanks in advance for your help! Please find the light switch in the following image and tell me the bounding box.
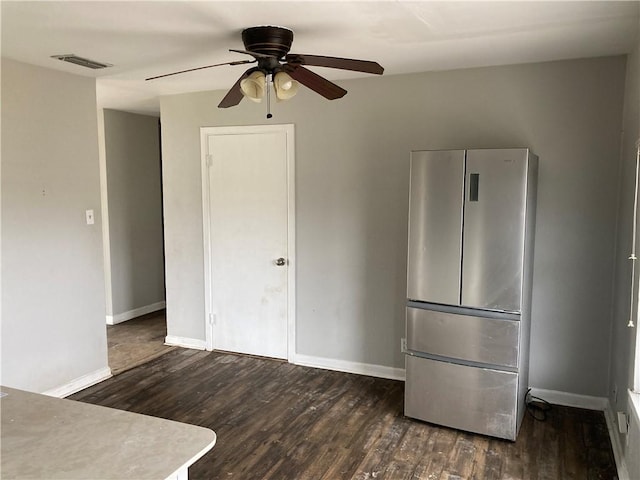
[86,209,95,225]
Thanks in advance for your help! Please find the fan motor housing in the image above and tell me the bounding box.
[242,26,294,59]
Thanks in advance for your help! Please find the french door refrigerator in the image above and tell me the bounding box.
[404,148,538,441]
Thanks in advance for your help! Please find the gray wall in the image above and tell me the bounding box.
[103,109,165,317]
[609,19,640,465]
[160,56,626,397]
[1,58,108,392]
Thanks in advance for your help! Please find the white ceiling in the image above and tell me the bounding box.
[2,1,639,115]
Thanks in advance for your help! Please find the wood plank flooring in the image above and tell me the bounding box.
[71,349,618,480]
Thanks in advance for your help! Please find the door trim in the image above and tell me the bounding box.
[200,124,296,362]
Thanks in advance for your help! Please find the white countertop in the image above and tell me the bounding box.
[0,386,216,479]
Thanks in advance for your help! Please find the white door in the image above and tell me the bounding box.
[201,125,294,360]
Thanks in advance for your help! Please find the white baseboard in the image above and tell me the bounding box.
[42,367,112,398]
[165,335,206,350]
[528,387,608,410]
[106,301,166,325]
[294,354,406,381]
[604,400,630,480]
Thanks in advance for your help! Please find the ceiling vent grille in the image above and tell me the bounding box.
[51,54,112,69]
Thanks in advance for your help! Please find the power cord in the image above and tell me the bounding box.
[526,388,552,421]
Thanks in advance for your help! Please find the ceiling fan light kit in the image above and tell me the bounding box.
[273,72,298,100]
[240,70,266,102]
[147,25,384,118]
[239,70,299,104]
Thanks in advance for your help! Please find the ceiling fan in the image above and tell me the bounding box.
[147,26,384,115]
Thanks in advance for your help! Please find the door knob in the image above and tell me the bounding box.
[275,257,286,266]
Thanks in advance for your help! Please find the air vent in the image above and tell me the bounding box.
[51,54,112,70]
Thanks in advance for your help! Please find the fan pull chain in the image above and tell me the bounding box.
[266,74,273,119]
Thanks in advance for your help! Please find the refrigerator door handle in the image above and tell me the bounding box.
[469,173,480,202]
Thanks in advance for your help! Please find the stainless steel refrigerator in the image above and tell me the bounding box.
[404,148,538,441]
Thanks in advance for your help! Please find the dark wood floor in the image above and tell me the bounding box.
[71,349,618,480]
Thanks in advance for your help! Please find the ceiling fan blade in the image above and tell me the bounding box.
[284,65,347,100]
[286,54,384,75]
[146,59,255,81]
[229,49,275,60]
[218,70,252,108]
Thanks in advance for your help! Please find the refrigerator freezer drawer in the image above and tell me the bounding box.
[405,355,519,440]
[406,307,520,368]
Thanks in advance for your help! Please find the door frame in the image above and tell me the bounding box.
[200,124,296,362]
